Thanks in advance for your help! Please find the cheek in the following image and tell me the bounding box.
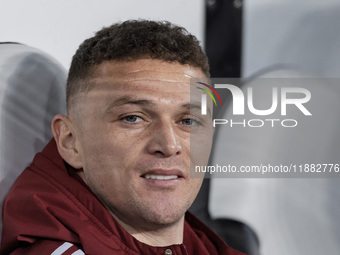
[190,131,214,165]
[185,177,204,209]
[80,137,131,203]
[79,126,146,183]
[190,177,204,192]
[80,124,127,158]
[78,132,122,178]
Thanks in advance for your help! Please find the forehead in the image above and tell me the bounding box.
[88,59,206,93]
[69,59,208,118]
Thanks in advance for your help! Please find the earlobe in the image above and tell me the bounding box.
[51,115,83,169]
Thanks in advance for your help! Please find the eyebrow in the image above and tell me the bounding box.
[177,103,212,117]
[105,97,212,116]
[105,96,156,112]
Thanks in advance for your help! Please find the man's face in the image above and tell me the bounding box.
[70,59,214,231]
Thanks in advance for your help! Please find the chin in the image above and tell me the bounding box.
[142,200,190,227]
[145,211,184,228]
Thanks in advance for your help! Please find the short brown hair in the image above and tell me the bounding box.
[66,20,209,110]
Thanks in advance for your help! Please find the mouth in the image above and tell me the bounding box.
[143,174,179,180]
[140,169,185,186]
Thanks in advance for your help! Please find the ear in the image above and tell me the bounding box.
[51,114,83,169]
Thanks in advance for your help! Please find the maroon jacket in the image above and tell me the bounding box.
[1,139,244,255]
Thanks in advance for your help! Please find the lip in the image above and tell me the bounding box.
[140,169,185,188]
[141,169,184,178]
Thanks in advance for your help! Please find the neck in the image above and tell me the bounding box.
[114,214,185,247]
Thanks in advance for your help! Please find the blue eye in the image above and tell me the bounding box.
[182,118,196,126]
[124,115,142,123]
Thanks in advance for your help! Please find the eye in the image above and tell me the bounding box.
[123,115,143,123]
[181,118,199,126]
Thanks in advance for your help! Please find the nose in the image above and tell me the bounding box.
[147,119,182,157]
